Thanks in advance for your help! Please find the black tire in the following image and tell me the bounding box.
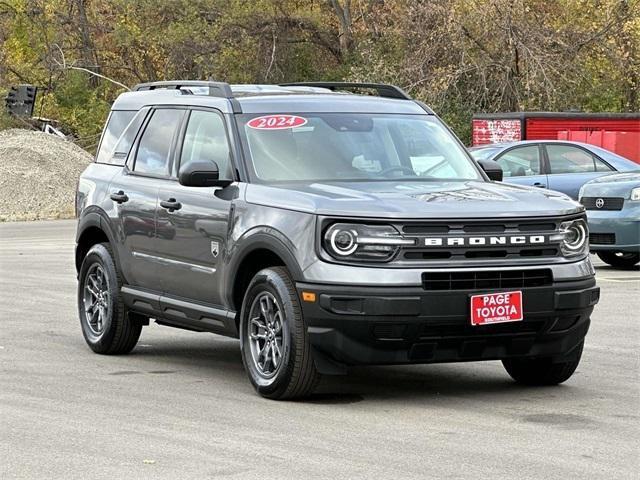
[502,341,583,386]
[597,251,639,269]
[77,242,142,354]
[239,267,320,399]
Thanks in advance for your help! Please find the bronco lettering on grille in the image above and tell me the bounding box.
[424,235,547,247]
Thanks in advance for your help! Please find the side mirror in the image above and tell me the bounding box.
[178,161,231,188]
[478,159,503,182]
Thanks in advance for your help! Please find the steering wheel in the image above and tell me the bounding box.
[378,165,416,177]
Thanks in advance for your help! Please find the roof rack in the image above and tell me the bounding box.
[280,82,412,100]
[133,80,234,99]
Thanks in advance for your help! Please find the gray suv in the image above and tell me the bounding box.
[75,81,599,399]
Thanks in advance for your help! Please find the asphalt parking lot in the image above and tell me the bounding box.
[1,219,638,480]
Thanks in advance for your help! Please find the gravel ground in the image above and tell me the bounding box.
[0,129,92,222]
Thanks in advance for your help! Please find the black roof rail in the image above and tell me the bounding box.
[280,82,412,100]
[133,80,234,99]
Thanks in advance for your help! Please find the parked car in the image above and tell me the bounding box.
[75,81,599,399]
[469,140,638,199]
[578,172,640,269]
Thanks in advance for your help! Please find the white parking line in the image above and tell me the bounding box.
[597,277,640,282]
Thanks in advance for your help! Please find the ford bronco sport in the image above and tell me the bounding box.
[75,81,599,399]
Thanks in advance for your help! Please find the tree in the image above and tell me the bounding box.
[1,0,638,145]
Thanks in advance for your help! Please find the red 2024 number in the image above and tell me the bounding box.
[247,115,307,130]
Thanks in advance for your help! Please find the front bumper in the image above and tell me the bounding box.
[297,277,599,372]
[587,205,640,253]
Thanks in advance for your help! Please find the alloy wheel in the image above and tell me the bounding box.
[248,292,286,378]
[82,263,110,335]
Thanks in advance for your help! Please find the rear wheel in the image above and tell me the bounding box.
[239,267,320,399]
[597,251,639,269]
[502,341,584,385]
[77,243,142,354]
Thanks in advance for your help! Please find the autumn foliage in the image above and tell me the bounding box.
[0,0,638,145]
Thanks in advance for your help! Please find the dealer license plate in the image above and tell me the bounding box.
[470,291,523,326]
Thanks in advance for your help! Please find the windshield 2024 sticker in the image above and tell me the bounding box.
[247,115,307,130]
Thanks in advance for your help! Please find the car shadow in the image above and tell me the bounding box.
[594,264,639,273]
[127,335,562,404]
[311,363,555,404]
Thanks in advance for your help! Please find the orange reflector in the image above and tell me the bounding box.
[302,291,316,302]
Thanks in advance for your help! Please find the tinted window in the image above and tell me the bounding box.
[180,110,231,179]
[110,109,147,165]
[547,145,598,174]
[134,109,183,175]
[95,110,136,164]
[496,146,541,177]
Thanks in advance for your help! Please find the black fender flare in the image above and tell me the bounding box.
[75,207,122,274]
[223,230,305,308]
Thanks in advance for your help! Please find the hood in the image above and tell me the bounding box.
[581,172,640,198]
[245,180,583,219]
[584,171,640,185]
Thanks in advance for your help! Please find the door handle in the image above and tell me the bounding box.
[110,191,129,203]
[160,198,182,211]
[532,182,546,188]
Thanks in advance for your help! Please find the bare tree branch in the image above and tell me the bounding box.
[50,44,130,91]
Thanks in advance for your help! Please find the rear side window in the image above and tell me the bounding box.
[95,110,136,164]
[134,109,184,176]
[546,144,610,174]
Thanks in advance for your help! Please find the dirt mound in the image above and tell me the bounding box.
[0,129,92,221]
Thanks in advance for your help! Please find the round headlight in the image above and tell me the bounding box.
[329,227,358,256]
[323,223,413,262]
[559,219,588,256]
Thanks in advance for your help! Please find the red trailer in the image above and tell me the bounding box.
[471,112,640,163]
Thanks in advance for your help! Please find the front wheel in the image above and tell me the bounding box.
[597,251,639,269]
[502,341,584,386]
[239,267,320,399]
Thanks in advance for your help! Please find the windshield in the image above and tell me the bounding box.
[469,147,500,160]
[238,113,482,183]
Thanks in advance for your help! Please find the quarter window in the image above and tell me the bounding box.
[179,110,232,179]
[134,109,183,175]
[594,157,614,172]
[496,146,541,177]
[110,109,147,165]
[95,110,136,164]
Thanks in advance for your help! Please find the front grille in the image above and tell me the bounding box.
[405,247,559,261]
[401,221,557,235]
[422,269,553,291]
[372,323,408,340]
[581,197,624,211]
[420,320,547,338]
[396,217,566,263]
[590,233,616,245]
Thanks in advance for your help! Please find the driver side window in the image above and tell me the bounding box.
[180,110,232,179]
[496,146,541,177]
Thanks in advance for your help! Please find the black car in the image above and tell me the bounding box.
[75,81,599,399]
